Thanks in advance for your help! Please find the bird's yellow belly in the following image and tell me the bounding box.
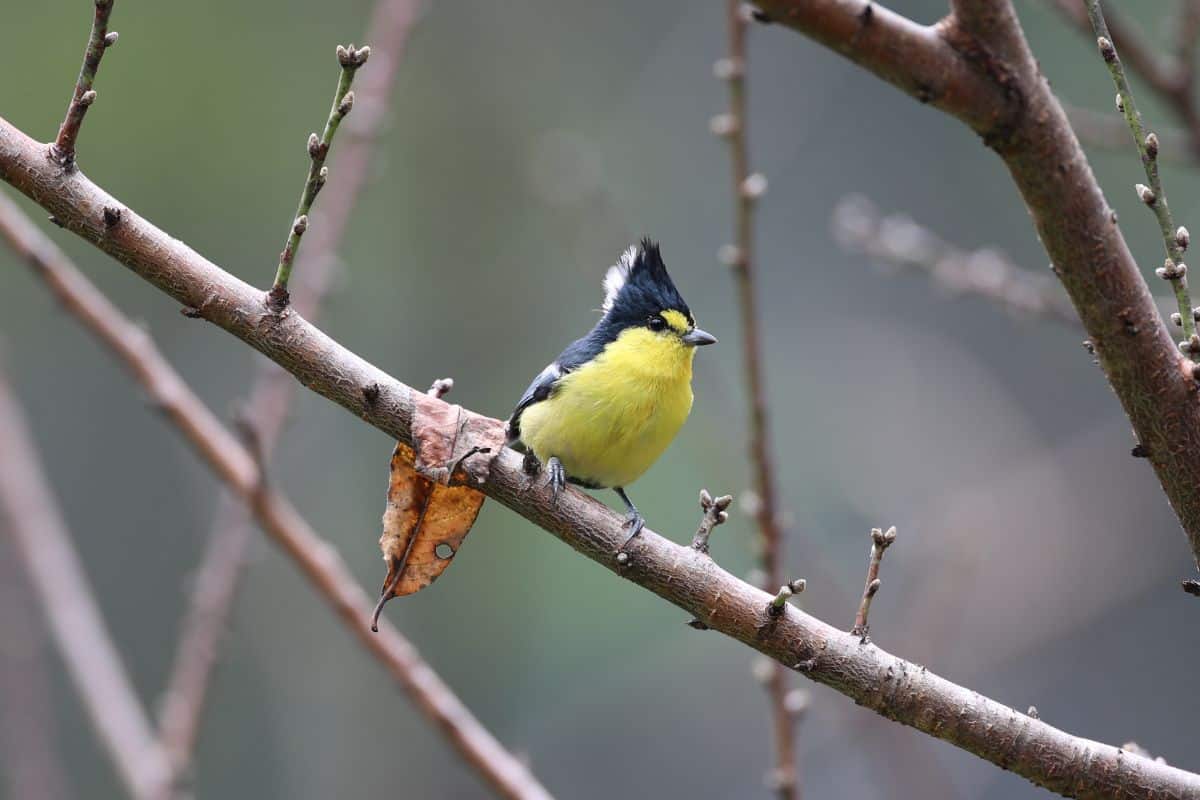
[519,334,695,489]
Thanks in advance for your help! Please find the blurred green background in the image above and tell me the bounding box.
[3,1,1198,797]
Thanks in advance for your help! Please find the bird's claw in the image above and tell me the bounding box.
[545,457,566,506]
[621,509,645,547]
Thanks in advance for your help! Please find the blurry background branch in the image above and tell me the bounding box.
[157,0,422,783]
[831,194,1081,326]
[0,370,175,800]
[2,115,1199,797]
[0,187,553,800]
[713,2,800,797]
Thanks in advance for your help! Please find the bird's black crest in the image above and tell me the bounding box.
[600,238,692,326]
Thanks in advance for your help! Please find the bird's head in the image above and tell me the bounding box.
[600,238,717,347]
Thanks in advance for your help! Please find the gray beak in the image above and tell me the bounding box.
[682,328,718,346]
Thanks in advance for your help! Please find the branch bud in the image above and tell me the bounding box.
[740,172,768,200]
[103,31,119,47]
[709,113,738,137]
[1115,93,1124,113]
[1172,312,1183,326]
[1136,183,1156,205]
[712,57,742,81]
[79,90,97,107]
[1145,132,1159,159]
[1177,226,1190,251]
[1097,36,1116,62]
[292,215,309,235]
[307,133,321,158]
[338,91,355,116]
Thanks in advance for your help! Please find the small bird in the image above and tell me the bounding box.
[506,239,717,546]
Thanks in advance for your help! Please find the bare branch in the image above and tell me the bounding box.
[268,43,370,310]
[1046,0,1200,155]
[50,0,117,168]
[3,117,1198,798]
[156,0,422,780]
[691,489,732,553]
[832,194,1080,325]
[0,371,172,800]
[715,4,798,795]
[1086,4,1200,376]
[851,526,896,642]
[0,543,71,800]
[749,0,1200,569]
[0,189,550,800]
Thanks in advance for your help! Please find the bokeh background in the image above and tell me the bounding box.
[3,1,1198,798]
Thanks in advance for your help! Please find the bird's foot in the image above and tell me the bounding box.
[621,508,645,547]
[545,456,566,506]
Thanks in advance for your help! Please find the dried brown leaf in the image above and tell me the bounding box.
[371,397,505,629]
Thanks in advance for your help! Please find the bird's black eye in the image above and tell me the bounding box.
[647,316,667,331]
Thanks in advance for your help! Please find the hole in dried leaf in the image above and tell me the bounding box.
[435,542,455,559]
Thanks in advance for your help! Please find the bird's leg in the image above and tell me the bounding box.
[545,457,566,506]
[614,487,645,547]
[519,450,541,492]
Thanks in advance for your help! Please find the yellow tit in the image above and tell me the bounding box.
[506,239,717,545]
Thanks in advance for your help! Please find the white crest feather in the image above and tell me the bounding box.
[602,244,640,313]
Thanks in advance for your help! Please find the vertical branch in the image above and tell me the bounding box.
[0,541,71,800]
[157,0,422,781]
[0,373,172,800]
[850,527,897,642]
[267,44,370,310]
[1085,2,1200,369]
[714,3,797,797]
[50,0,118,168]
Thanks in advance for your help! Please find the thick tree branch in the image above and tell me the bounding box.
[751,0,1200,570]
[3,118,1198,798]
[714,3,797,796]
[0,371,173,800]
[0,187,550,800]
[157,0,421,780]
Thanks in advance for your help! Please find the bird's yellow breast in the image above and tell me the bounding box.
[519,327,696,489]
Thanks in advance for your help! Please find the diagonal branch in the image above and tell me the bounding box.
[2,118,1197,799]
[0,187,551,800]
[157,0,422,780]
[0,371,173,800]
[750,0,1200,571]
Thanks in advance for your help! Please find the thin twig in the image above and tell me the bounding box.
[1086,3,1200,372]
[0,371,173,800]
[714,3,798,797]
[832,195,1081,326]
[1049,0,1200,156]
[767,580,806,618]
[1066,103,1192,163]
[50,0,117,168]
[267,44,370,310]
[851,526,897,642]
[0,190,552,800]
[4,121,1200,797]
[157,1,421,782]
[691,489,732,553]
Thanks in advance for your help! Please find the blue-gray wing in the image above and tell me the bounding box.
[506,361,563,445]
